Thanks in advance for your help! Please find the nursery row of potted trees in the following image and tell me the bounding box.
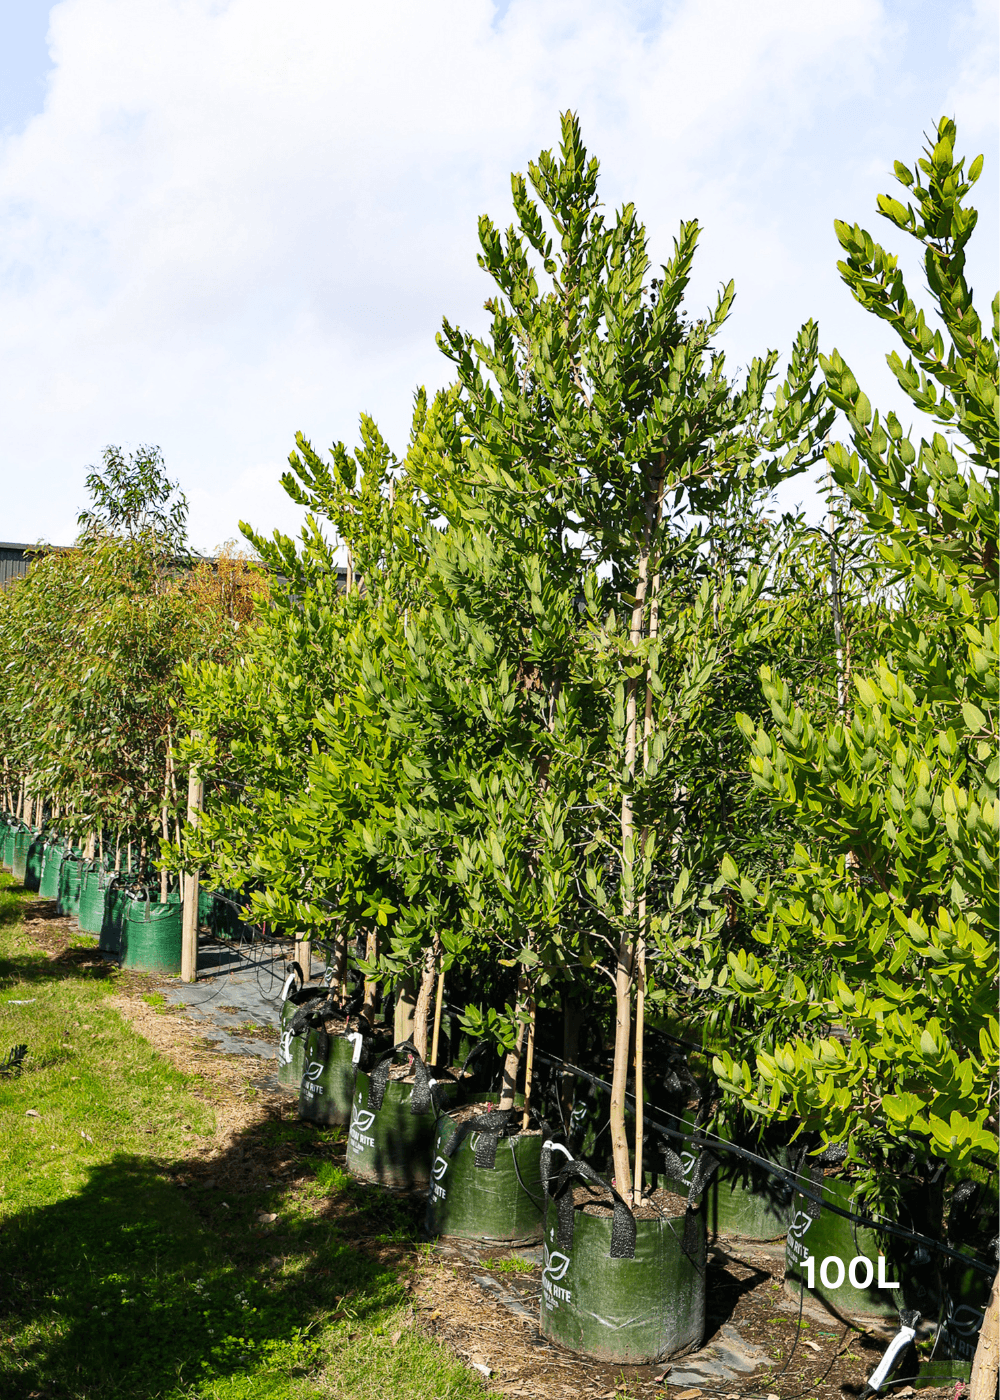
[1,115,995,1372]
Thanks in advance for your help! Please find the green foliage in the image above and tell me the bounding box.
[713,118,998,1179]
[78,443,190,558]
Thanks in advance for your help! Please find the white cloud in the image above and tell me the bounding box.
[0,0,995,549]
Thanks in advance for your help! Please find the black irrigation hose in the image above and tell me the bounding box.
[533,1048,996,1278]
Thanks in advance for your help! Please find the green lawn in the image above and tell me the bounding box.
[0,875,485,1400]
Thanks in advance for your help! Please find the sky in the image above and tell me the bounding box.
[0,0,996,555]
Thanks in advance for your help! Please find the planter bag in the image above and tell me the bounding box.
[785,1163,933,1321]
[277,982,329,1090]
[100,881,131,954]
[38,843,66,900]
[346,1039,457,1190]
[426,1102,544,1245]
[2,823,13,871]
[12,826,32,885]
[660,1115,793,1242]
[78,864,111,935]
[538,1144,706,1364]
[24,836,44,892]
[298,1023,364,1126]
[935,1178,998,1363]
[57,853,84,919]
[121,892,183,974]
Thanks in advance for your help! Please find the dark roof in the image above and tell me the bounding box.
[0,542,352,593]
[0,543,51,590]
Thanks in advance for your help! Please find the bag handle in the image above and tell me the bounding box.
[368,1039,433,1116]
[443,1106,522,1169]
[540,1141,637,1260]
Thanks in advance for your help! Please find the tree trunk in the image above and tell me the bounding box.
[498,975,530,1112]
[412,936,439,1063]
[561,994,581,1121]
[633,553,660,1206]
[610,548,649,1199]
[971,1271,999,1400]
[361,929,379,1023]
[394,972,417,1043]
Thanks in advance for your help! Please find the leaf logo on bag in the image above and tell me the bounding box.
[304,1057,323,1082]
[787,1208,813,1242]
[949,1304,986,1337]
[351,1105,376,1133]
[431,1156,449,1181]
[543,1248,571,1283]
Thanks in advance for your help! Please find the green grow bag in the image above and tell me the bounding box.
[12,827,32,885]
[2,823,13,871]
[38,843,65,900]
[58,853,84,919]
[346,1042,457,1191]
[661,1120,793,1242]
[426,1101,544,1245]
[935,1179,998,1364]
[539,1150,705,1364]
[100,882,129,954]
[78,865,111,935]
[121,894,182,974]
[299,1027,361,1126]
[24,836,44,892]
[785,1173,926,1320]
[277,986,329,1090]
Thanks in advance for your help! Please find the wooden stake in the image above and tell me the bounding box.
[430,964,446,1067]
[293,935,312,982]
[521,998,537,1130]
[181,754,203,985]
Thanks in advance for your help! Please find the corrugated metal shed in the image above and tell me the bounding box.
[0,543,48,590]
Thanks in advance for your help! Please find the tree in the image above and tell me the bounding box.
[424,112,834,1195]
[713,119,998,1189]
[77,444,189,558]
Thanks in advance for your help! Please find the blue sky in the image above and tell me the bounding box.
[0,0,996,553]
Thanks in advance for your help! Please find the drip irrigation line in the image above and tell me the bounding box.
[532,1049,996,1277]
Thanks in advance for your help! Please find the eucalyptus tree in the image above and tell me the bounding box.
[0,448,263,867]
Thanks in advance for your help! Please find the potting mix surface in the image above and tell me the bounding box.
[5,897,972,1400]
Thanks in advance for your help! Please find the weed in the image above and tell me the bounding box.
[487,1256,534,1275]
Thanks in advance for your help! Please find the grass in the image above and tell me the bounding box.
[0,875,486,1400]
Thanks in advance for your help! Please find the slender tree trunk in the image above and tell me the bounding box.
[561,994,581,1121]
[971,1271,999,1400]
[412,935,439,1063]
[498,974,531,1112]
[361,929,379,1023]
[394,972,417,1043]
[611,548,649,1199]
[633,553,661,1206]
